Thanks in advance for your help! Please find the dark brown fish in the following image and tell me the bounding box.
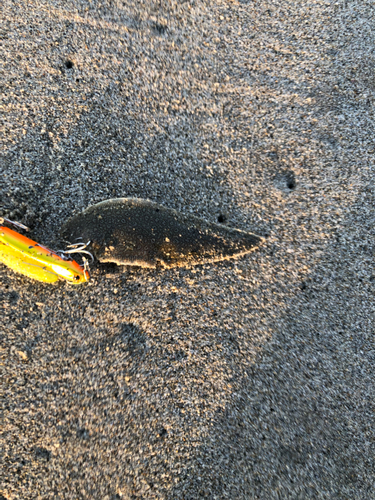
[60,198,264,269]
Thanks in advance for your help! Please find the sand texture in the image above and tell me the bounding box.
[1,0,374,498]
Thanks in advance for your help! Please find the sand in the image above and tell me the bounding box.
[1,0,374,498]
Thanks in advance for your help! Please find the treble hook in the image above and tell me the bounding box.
[57,241,95,263]
[81,255,91,281]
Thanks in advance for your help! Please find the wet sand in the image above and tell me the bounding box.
[2,1,375,498]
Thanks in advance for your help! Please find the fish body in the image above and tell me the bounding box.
[61,198,264,268]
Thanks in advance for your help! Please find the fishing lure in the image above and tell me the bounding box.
[61,198,264,269]
[0,217,91,283]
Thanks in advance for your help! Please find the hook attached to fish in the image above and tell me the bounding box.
[0,198,264,283]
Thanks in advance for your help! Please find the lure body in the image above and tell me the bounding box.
[61,198,264,269]
[0,224,89,283]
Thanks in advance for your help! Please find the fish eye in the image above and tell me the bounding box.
[73,275,81,281]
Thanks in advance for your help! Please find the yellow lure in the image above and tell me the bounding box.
[0,221,89,284]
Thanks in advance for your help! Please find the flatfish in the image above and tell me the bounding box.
[60,198,264,269]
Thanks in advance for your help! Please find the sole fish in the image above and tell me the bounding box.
[61,198,264,269]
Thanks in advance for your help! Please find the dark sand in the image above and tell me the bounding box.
[2,1,374,498]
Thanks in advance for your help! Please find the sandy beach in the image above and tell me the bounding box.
[2,0,374,498]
